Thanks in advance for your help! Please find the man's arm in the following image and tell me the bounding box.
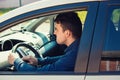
[14,58,36,71]
[13,55,63,71]
[37,56,63,66]
[14,50,75,71]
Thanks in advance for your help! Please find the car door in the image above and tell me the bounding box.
[86,0,120,80]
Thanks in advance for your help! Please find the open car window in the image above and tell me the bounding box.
[0,8,88,73]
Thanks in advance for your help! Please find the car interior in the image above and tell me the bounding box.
[0,10,88,71]
[0,14,68,71]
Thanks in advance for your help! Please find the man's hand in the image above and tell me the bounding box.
[8,53,19,65]
[22,56,38,66]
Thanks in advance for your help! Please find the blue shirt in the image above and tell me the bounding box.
[14,39,80,71]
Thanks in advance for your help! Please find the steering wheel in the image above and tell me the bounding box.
[12,42,43,58]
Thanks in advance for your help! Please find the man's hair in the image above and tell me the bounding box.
[54,12,82,39]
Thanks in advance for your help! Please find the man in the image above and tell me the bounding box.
[8,12,82,71]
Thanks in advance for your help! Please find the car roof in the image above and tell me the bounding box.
[0,0,102,23]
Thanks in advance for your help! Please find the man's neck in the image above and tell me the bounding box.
[66,38,76,47]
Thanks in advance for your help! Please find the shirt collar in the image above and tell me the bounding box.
[64,39,80,53]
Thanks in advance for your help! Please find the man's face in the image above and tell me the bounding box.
[54,23,67,45]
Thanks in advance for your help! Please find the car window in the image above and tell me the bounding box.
[100,6,120,72]
[0,8,88,72]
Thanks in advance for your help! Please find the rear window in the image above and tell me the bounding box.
[100,6,120,72]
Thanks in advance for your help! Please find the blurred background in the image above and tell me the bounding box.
[0,0,40,15]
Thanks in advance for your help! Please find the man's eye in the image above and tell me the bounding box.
[55,28,57,30]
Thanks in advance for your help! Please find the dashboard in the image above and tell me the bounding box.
[0,31,45,51]
[0,31,48,70]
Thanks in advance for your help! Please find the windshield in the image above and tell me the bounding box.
[0,19,37,37]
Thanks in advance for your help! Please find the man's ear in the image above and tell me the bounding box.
[65,30,71,38]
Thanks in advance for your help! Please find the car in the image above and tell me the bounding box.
[0,0,120,80]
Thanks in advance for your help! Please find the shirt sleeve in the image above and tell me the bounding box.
[14,50,76,71]
[14,58,37,71]
[14,55,63,71]
[37,55,63,66]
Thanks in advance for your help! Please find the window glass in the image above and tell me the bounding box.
[100,6,120,72]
